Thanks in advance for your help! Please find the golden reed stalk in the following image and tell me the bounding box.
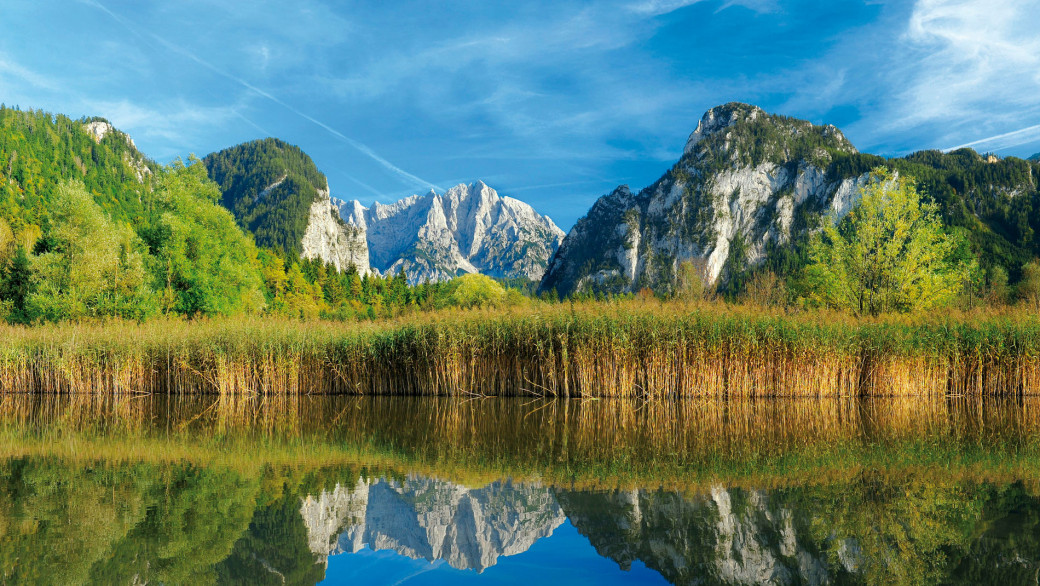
[1,302,1039,397]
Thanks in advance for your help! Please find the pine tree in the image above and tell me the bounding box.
[1,245,34,323]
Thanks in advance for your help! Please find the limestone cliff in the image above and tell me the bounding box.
[540,103,867,297]
[337,181,564,284]
[299,476,565,572]
[556,485,857,585]
[299,187,369,272]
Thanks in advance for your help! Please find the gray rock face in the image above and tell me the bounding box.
[540,103,869,297]
[82,120,152,183]
[300,186,370,274]
[337,181,565,284]
[556,485,851,586]
[299,476,566,572]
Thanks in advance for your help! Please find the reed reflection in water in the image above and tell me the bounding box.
[2,394,1040,584]
[2,393,1040,487]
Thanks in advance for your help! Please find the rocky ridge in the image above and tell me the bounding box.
[539,103,870,297]
[299,185,369,273]
[337,181,564,284]
[556,485,860,585]
[540,103,1040,298]
[299,476,566,572]
[83,119,153,183]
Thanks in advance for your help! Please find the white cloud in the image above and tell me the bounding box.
[0,54,59,92]
[896,0,1040,146]
[628,0,777,15]
[82,98,244,149]
[628,0,706,15]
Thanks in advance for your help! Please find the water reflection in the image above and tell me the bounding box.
[302,477,564,572]
[1,395,1040,584]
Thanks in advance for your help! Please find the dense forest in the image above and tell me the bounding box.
[746,147,1040,304]
[202,138,334,260]
[0,108,524,324]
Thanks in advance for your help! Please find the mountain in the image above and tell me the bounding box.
[1030,153,1040,162]
[337,181,565,284]
[540,103,1040,297]
[299,476,565,572]
[0,107,272,321]
[557,486,846,584]
[0,108,158,239]
[202,138,369,273]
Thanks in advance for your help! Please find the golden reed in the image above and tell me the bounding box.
[1,301,1039,397]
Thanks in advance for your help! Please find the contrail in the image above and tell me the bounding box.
[944,123,1040,152]
[84,0,441,192]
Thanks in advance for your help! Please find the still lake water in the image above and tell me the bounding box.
[2,394,1040,584]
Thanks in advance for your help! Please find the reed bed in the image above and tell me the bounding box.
[1,301,1040,397]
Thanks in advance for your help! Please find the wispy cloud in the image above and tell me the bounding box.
[627,0,776,16]
[944,124,1040,152]
[628,0,706,15]
[891,0,1040,147]
[0,54,60,91]
[82,0,441,192]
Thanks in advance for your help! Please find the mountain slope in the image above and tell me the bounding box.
[0,108,158,241]
[300,476,565,571]
[0,107,269,321]
[541,103,1040,297]
[203,138,369,273]
[338,181,564,284]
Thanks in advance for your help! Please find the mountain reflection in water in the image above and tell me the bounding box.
[1,395,1040,584]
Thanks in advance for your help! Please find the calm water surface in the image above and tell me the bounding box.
[2,394,1040,584]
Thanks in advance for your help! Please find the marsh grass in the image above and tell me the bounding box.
[2,301,1040,397]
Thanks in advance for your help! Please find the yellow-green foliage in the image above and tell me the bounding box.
[446,273,507,308]
[805,168,974,315]
[29,181,153,321]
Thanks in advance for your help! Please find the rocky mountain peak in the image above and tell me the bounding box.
[84,120,115,143]
[684,102,765,155]
[299,477,566,572]
[540,104,871,297]
[336,181,564,283]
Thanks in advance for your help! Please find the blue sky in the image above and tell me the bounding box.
[2,0,1038,229]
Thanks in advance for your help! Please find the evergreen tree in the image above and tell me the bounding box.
[0,245,34,323]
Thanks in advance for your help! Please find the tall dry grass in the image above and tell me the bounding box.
[1,300,1039,397]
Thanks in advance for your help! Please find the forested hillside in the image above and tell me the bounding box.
[0,107,158,244]
[202,138,332,259]
[0,109,519,324]
[824,149,1039,281]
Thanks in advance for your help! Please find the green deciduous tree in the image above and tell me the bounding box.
[1017,259,1040,310]
[803,168,973,315]
[143,158,266,317]
[447,273,507,308]
[27,180,154,321]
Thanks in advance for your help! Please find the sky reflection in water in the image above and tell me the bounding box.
[2,394,1040,584]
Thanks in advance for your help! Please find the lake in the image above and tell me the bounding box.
[1,393,1039,584]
